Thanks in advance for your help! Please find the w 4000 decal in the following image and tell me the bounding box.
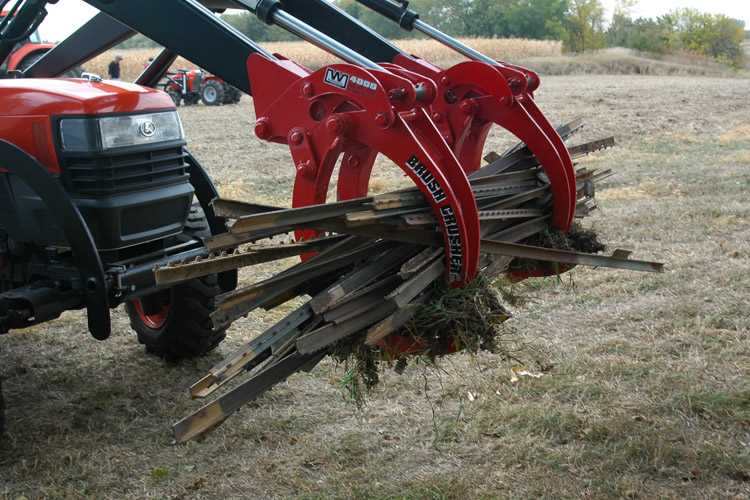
[324,68,377,91]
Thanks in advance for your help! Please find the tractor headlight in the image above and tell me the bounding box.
[59,111,184,153]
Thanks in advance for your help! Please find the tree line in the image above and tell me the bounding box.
[123,1,747,67]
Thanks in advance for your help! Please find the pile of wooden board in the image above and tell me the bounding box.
[154,123,662,442]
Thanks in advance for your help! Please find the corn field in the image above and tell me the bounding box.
[85,38,562,81]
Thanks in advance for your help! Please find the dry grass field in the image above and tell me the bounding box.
[86,38,561,81]
[1,73,749,498]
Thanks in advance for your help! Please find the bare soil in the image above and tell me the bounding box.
[1,74,749,498]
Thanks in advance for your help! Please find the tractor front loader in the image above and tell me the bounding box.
[0,0,662,440]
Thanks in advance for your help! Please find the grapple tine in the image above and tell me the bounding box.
[388,108,480,284]
[473,94,575,230]
[431,60,576,231]
[513,96,577,228]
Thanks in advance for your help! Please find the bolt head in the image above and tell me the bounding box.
[289,130,305,146]
[302,82,315,98]
[375,112,390,128]
[296,160,316,178]
[439,76,451,87]
[460,99,477,115]
[255,118,271,139]
[326,117,344,135]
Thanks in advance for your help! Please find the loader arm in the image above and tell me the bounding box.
[28,0,394,92]
[24,12,135,78]
[34,0,276,94]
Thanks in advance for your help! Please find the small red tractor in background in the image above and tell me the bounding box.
[162,68,242,106]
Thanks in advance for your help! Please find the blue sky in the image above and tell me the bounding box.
[38,0,750,42]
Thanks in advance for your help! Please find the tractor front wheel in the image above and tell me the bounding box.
[126,205,226,360]
[126,274,226,360]
[201,80,224,106]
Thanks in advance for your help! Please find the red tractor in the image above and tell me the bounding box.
[162,68,242,106]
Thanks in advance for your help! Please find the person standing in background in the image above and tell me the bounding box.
[108,55,123,80]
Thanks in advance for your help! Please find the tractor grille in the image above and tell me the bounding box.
[59,146,190,197]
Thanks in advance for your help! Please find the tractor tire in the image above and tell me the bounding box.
[184,94,201,106]
[125,206,226,360]
[222,86,242,105]
[201,80,224,106]
[167,89,182,107]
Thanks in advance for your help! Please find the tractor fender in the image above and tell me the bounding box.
[0,140,110,340]
[185,152,238,293]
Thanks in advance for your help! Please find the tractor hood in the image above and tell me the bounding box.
[0,78,175,117]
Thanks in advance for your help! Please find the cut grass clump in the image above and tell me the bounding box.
[332,275,525,406]
[402,275,514,358]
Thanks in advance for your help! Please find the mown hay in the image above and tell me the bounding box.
[332,275,516,405]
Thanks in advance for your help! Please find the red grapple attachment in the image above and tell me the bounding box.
[247,54,480,286]
[391,55,577,231]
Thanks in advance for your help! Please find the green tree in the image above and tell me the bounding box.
[337,0,568,40]
[462,0,568,39]
[656,9,745,65]
[628,18,671,53]
[605,7,746,66]
[562,0,606,52]
[118,34,159,50]
[606,0,637,47]
[605,12,632,47]
[337,0,417,39]
[339,0,472,38]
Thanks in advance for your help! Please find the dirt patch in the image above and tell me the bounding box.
[719,124,750,145]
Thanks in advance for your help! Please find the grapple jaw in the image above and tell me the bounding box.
[247,54,481,286]
[391,55,577,232]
